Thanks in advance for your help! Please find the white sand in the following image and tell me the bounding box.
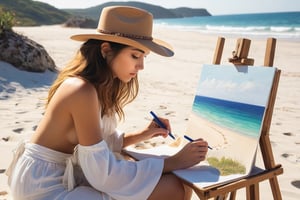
[0,25,299,199]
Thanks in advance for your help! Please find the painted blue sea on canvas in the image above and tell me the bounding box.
[192,64,276,138]
[192,93,265,138]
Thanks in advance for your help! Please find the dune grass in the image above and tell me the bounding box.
[207,156,246,176]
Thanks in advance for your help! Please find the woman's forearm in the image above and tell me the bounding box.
[123,132,145,147]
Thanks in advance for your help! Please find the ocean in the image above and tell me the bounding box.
[192,95,265,138]
[154,12,300,40]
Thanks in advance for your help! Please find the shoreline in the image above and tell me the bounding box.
[154,25,300,43]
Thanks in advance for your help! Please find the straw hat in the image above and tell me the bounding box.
[71,6,174,57]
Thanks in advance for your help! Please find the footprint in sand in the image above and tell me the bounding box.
[291,180,300,189]
[1,137,9,142]
[282,132,293,136]
[165,111,176,116]
[0,191,8,196]
[32,125,38,131]
[159,105,167,110]
[281,153,300,164]
[13,128,24,133]
[16,111,27,114]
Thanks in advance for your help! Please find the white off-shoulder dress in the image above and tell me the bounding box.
[6,115,164,200]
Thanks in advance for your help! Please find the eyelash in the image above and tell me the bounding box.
[132,54,139,59]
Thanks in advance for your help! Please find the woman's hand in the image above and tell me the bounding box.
[142,118,171,140]
[123,117,171,147]
[163,139,208,173]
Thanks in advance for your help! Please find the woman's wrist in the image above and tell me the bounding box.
[163,156,179,173]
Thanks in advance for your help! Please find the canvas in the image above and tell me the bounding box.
[125,64,277,188]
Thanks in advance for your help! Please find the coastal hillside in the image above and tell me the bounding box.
[64,1,211,20]
[0,0,211,26]
[0,0,70,26]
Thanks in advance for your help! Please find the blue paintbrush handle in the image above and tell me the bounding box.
[150,111,176,140]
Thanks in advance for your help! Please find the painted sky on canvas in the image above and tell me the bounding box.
[34,0,300,15]
[196,65,276,106]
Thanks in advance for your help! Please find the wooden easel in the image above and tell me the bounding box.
[186,37,283,200]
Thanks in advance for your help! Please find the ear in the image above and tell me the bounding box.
[100,42,111,59]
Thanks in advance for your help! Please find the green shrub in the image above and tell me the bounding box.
[207,156,246,176]
[0,8,15,33]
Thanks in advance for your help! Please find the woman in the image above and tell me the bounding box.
[6,6,208,200]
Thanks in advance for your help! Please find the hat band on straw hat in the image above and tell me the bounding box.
[98,29,153,40]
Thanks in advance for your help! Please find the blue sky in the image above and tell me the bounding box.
[35,0,300,15]
[196,65,276,106]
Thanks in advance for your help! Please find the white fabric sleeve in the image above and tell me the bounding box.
[104,129,124,153]
[77,141,164,200]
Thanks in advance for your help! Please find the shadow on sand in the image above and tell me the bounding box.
[0,61,57,99]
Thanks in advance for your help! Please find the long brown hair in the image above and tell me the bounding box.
[46,39,139,120]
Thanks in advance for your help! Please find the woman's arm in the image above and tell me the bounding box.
[123,118,170,147]
[66,78,103,146]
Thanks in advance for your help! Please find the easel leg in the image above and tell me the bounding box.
[269,177,282,200]
[214,194,228,200]
[246,183,259,200]
[229,191,236,200]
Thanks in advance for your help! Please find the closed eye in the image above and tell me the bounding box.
[130,48,145,59]
[132,54,139,59]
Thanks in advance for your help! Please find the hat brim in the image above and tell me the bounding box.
[70,33,174,57]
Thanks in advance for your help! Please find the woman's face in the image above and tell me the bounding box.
[110,46,145,83]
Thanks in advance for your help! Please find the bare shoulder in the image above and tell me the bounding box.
[60,77,97,100]
[50,77,99,111]
[62,77,95,92]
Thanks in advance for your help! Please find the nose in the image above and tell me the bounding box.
[136,58,144,70]
[137,63,144,70]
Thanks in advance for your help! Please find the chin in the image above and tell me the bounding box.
[120,78,132,83]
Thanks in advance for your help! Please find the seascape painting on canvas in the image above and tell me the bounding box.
[185,64,276,178]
